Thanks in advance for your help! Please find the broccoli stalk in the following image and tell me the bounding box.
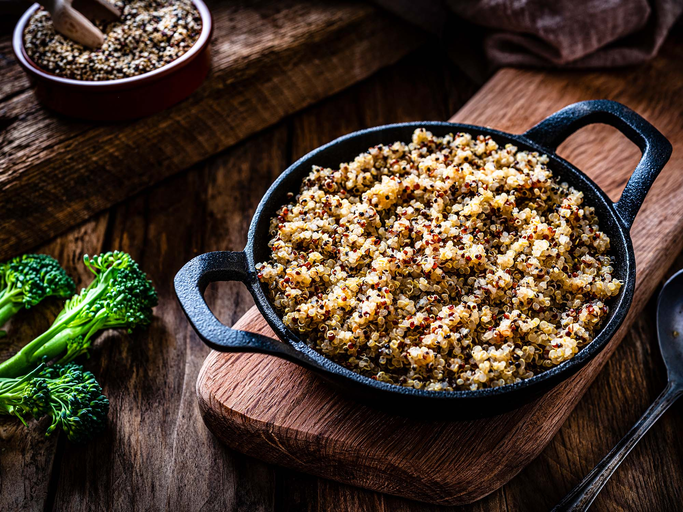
[0,254,75,329]
[0,362,109,442]
[0,303,22,334]
[0,251,157,378]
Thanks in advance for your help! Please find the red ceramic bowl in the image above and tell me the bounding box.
[12,0,212,121]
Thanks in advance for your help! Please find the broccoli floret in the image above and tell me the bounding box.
[0,251,157,378]
[62,335,90,364]
[0,254,75,330]
[0,363,108,443]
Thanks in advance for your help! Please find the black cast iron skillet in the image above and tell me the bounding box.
[175,100,672,419]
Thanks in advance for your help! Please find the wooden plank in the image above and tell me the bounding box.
[0,37,29,102]
[195,34,683,505]
[0,0,423,261]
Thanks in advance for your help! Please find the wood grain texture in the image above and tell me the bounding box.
[3,37,682,511]
[0,0,423,261]
[196,35,683,505]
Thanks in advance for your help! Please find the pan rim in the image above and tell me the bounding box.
[245,121,635,401]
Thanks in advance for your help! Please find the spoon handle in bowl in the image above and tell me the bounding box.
[553,381,682,512]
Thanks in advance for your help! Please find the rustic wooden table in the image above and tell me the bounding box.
[1,33,682,512]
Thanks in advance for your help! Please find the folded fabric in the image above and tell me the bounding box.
[373,0,683,73]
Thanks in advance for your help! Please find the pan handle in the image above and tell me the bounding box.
[522,100,672,230]
[174,251,301,361]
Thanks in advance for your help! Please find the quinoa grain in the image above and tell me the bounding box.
[257,129,622,391]
[24,0,201,81]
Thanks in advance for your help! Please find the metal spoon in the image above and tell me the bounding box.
[553,269,683,511]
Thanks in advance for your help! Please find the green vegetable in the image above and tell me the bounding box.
[0,251,157,378]
[0,254,75,329]
[0,362,109,442]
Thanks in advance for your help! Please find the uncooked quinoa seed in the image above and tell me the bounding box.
[257,129,622,391]
[24,0,201,81]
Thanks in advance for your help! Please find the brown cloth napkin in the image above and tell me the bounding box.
[373,0,683,74]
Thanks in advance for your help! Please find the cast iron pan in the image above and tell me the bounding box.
[175,100,672,419]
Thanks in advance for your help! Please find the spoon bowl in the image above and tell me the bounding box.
[657,269,683,385]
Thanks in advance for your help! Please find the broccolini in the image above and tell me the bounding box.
[0,362,109,442]
[0,251,157,378]
[0,254,75,329]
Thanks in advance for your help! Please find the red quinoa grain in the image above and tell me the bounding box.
[257,129,622,391]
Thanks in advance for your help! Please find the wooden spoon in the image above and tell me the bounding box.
[35,0,121,49]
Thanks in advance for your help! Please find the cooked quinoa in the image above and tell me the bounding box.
[24,0,201,81]
[257,129,622,391]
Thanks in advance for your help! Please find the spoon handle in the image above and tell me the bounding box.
[553,381,682,512]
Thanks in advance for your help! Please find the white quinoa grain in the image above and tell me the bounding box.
[257,129,622,391]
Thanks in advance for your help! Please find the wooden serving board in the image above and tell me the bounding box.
[197,41,683,505]
[0,0,422,260]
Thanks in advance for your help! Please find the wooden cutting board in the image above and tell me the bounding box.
[196,41,683,505]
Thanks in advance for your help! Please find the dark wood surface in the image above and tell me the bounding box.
[196,31,683,506]
[0,0,422,261]
[1,34,682,512]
